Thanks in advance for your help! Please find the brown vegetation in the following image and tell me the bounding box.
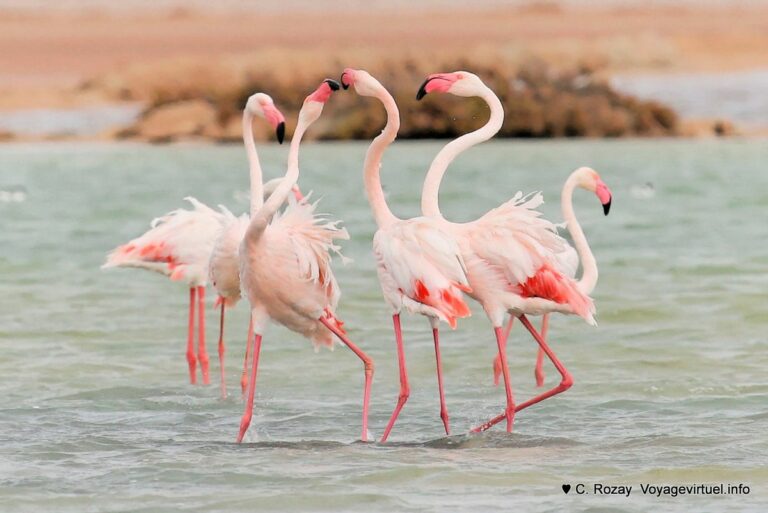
[103,57,677,142]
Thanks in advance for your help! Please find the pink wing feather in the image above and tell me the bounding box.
[374,217,471,328]
[102,197,225,286]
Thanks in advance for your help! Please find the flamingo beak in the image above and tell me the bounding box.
[340,71,351,90]
[416,77,434,100]
[596,179,612,215]
[603,197,611,216]
[263,103,286,144]
[307,79,341,104]
[416,73,458,100]
[324,79,341,91]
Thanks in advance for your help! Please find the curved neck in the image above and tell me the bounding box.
[421,86,504,218]
[242,111,264,216]
[363,85,400,227]
[253,120,308,227]
[562,176,598,294]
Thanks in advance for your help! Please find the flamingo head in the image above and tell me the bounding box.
[340,68,382,97]
[416,71,485,100]
[575,167,613,215]
[244,93,286,144]
[299,79,340,125]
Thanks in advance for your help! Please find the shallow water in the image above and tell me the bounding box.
[1,139,766,512]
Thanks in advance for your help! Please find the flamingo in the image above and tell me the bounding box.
[209,177,305,399]
[416,71,612,433]
[103,198,227,385]
[340,68,472,442]
[475,166,612,432]
[236,79,375,443]
[103,100,285,388]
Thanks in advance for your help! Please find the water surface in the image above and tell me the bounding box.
[1,140,766,512]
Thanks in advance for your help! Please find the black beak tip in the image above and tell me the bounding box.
[276,122,285,144]
[603,198,611,216]
[340,72,350,90]
[324,79,341,91]
[416,77,431,101]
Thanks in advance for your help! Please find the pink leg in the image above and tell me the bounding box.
[318,316,374,442]
[493,316,516,386]
[494,326,516,432]
[472,314,572,433]
[534,314,549,387]
[186,287,197,385]
[217,301,227,399]
[241,315,254,397]
[197,285,210,385]
[380,314,409,443]
[236,332,263,443]
[432,327,450,435]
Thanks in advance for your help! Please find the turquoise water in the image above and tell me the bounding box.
[1,139,766,512]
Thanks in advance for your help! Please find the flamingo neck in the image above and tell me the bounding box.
[363,86,400,228]
[242,111,264,216]
[421,86,504,218]
[253,120,308,228]
[562,175,598,294]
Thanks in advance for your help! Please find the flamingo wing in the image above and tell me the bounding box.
[103,197,224,284]
[374,217,471,328]
[468,192,593,320]
[268,197,350,308]
[209,211,249,306]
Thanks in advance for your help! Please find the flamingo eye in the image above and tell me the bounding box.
[456,73,464,79]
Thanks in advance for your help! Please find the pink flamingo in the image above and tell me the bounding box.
[417,71,612,433]
[236,79,375,443]
[104,98,286,389]
[207,92,299,399]
[103,198,227,385]
[340,68,472,442]
[209,177,304,399]
[476,166,611,432]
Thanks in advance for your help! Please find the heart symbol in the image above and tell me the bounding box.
[562,484,571,494]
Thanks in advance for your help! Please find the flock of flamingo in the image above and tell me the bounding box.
[102,69,612,443]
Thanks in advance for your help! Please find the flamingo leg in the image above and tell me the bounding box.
[534,314,549,387]
[241,315,254,397]
[318,315,374,443]
[236,332,263,443]
[432,327,450,435]
[197,285,210,385]
[493,316,516,386]
[472,314,573,433]
[186,287,197,385]
[495,326,516,432]
[217,301,226,399]
[380,314,409,443]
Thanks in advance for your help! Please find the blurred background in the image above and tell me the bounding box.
[1,0,767,142]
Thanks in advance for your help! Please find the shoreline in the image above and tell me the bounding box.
[2,4,767,140]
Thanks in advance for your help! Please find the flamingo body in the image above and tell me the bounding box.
[240,199,349,349]
[373,218,471,328]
